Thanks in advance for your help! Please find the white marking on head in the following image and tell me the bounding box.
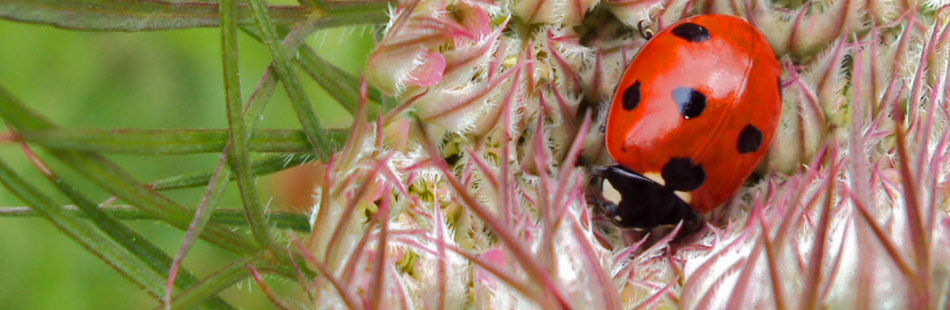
[644,172,664,186]
[674,191,692,203]
[602,180,622,205]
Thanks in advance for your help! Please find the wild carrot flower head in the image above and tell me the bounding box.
[324,1,950,308]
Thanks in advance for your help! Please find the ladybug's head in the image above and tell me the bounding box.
[590,166,702,234]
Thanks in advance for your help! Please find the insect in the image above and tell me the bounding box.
[589,15,783,233]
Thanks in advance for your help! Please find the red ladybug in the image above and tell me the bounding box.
[590,15,782,231]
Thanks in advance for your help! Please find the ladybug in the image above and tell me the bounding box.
[589,15,782,232]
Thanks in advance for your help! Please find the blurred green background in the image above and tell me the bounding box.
[0,17,374,308]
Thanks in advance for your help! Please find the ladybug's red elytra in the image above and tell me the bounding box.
[590,15,782,232]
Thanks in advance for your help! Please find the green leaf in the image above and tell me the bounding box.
[149,154,317,191]
[0,0,308,31]
[0,84,259,254]
[0,158,167,299]
[248,0,335,160]
[17,129,348,154]
[0,206,312,232]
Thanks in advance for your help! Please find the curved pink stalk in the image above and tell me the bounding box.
[423,62,524,121]
[906,22,945,133]
[550,81,578,124]
[692,256,748,308]
[531,113,555,219]
[802,144,840,310]
[819,218,852,303]
[466,150,502,188]
[916,24,950,218]
[876,16,915,116]
[369,189,393,310]
[773,146,830,249]
[389,264,414,309]
[248,264,291,310]
[570,219,622,310]
[725,199,773,308]
[387,0,424,41]
[286,248,316,302]
[420,236,548,305]
[435,207,448,310]
[893,107,933,307]
[417,125,573,309]
[324,153,395,264]
[680,221,757,305]
[292,239,361,310]
[634,280,676,310]
[546,30,584,92]
[0,131,18,143]
[340,220,377,288]
[551,115,592,230]
[496,55,525,224]
[758,209,788,310]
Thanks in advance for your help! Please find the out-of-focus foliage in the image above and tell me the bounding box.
[0,18,373,308]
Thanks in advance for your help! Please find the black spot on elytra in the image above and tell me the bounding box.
[737,124,764,153]
[623,81,642,110]
[671,22,711,42]
[662,158,706,191]
[673,87,706,119]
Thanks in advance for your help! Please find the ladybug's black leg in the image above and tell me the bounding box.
[592,165,702,234]
[585,185,621,221]
[587,166,621,217]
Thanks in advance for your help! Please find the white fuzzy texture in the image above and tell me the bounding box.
[511,0,599,25]
[605,0,666,28]
[331,1,950,309]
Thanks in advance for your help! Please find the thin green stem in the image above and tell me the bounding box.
[16,128,340,154]
[295,43,380,116]
[322,0,392,13]
[0,206,312,232]
[149,153,317,191]
[170,255,265,309]
[0,0,310,31]
[166,151,234,308]
[167,14,347,287]
[222,0,280,257]
[241,24,383,118]
[247,0,335,160]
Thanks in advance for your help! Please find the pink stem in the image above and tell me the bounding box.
[247,264,292,310]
